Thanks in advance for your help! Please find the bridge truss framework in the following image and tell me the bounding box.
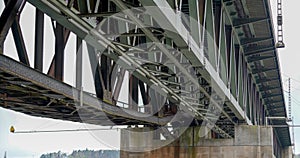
[0,0,291,157]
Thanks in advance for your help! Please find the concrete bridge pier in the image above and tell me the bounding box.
[120,125,292,158]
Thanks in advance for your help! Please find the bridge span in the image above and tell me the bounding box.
[0,0,292,157]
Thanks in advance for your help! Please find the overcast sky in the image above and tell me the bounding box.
[1,0,300,157]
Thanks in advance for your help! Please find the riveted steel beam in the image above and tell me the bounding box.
[266,104,283,108]
[265,96,284,103]
[240,37,273,45]
[233,17,268,27]
[244,45,275,56]
[256,77,279,83]
[268,109,285,114]
[247,55,275,63]
[251,67,277,74]
[259,86,281,91]
[262,93,282,99]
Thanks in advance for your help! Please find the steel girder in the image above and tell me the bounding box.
[10,0,234,138]
[0,54,171,125]
[0,0,288,141]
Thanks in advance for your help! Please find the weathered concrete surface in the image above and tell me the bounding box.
[121,146,274,158]
[282,146,293,158]
[120,125,292,158]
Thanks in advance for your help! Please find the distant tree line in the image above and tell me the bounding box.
[40,149,119,158]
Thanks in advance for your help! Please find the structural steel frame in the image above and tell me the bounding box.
[0,0,291,153]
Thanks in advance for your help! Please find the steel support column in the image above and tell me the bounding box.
[76,36,82,89]
[47,28,70,76]
[234,45,240,97]
[54,23,65,81]
[101,55,109,90]
[34,9,44,71]
[214,1,222,46]
[225,25,232,60]
[101,54,113,103]
[139,80,149,106]
[129,75,139,111]
[86,44,104,99]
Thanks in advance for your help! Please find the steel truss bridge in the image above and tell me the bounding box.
[0,0,291,156]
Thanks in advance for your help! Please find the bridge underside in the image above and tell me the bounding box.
[0,0,292,155]
[0,54,171,126]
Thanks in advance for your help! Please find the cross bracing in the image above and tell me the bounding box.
[0,0,291,149]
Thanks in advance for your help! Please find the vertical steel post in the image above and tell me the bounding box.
[213,1,221,46]
[34,9,44,71]
[101,55,108,90]
[101,54,113,103]
[233,45,240,98]
[139,81,148,106]
[288,78,292,121]
[54,23,65,81]
[76,36,83,89]
[47,29,70,76]
[129,75,139,111]
[225,25,232,80]
[86,44,104,99]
